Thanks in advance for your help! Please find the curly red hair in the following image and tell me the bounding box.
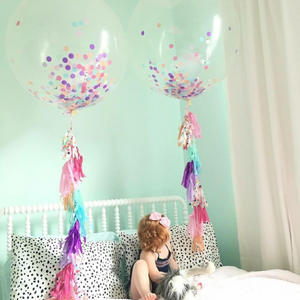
[138,213,170,253]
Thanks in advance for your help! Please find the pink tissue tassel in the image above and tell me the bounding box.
[188,111,201,139]
[187,205,210,252]
[47,263,79,300]
[60,155,86,198]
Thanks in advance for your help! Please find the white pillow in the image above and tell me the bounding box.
[10,235,127,299]
[119,223,222,283]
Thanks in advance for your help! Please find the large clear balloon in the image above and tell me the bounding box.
[129,0,240,102]
[6,0,127,112]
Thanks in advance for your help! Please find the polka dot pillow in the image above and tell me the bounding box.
[119,231,140,284]
[119,222,222,283]
[170,223,222,269]
[10,235,127,299]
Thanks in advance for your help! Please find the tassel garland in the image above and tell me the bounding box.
[47,126,88,300]
[178,105,210,252]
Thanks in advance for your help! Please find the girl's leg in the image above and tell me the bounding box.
[130,260,157,300]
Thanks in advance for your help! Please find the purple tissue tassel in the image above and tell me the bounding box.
[182,161,196,202]
[60,220,83,268]
[181,161,195,188]
[186,173,195,202]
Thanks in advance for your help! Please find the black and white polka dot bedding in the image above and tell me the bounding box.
[119,231,140,284]
[9,223,222,299]
[170,223,222,270]
[10,235,127,299]
[119,223,222,283]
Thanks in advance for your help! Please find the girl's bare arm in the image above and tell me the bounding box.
[140,250,166,283]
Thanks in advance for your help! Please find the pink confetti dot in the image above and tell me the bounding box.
[194,52,199,57]
[204,66,209,70]
[77,31,82,37]
[108,60,112,65]
[83,54,88,60]
[16,21,20,26]
[83,19,89,24]
[169,44,174,49]
[173,56,178,61]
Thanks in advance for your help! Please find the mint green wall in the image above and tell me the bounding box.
[0,0,239,268]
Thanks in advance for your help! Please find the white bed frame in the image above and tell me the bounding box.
[0,195,188,259]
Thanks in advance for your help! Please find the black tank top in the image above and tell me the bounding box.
[154,244,171,273]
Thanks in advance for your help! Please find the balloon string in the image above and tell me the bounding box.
[70,113,73,133]
[185,101,191,116]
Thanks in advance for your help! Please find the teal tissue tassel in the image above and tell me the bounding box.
[73,189,88,238]
[188,142,201,175]
[66,204,75,228]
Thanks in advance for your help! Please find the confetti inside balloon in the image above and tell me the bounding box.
[6,0,127,112]
[129,0,240,102]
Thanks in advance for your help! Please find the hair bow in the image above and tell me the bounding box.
[149,212,171,228]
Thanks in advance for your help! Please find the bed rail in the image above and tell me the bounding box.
[0,195,188,258]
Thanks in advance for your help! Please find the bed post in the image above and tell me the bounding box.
[7,208,13,259]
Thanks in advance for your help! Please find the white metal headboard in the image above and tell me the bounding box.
[0,195,188,258]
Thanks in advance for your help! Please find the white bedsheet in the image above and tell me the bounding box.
[194,266,300,300]
[2,264,300,300]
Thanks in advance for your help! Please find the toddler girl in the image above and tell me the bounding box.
[129,212,178,300]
